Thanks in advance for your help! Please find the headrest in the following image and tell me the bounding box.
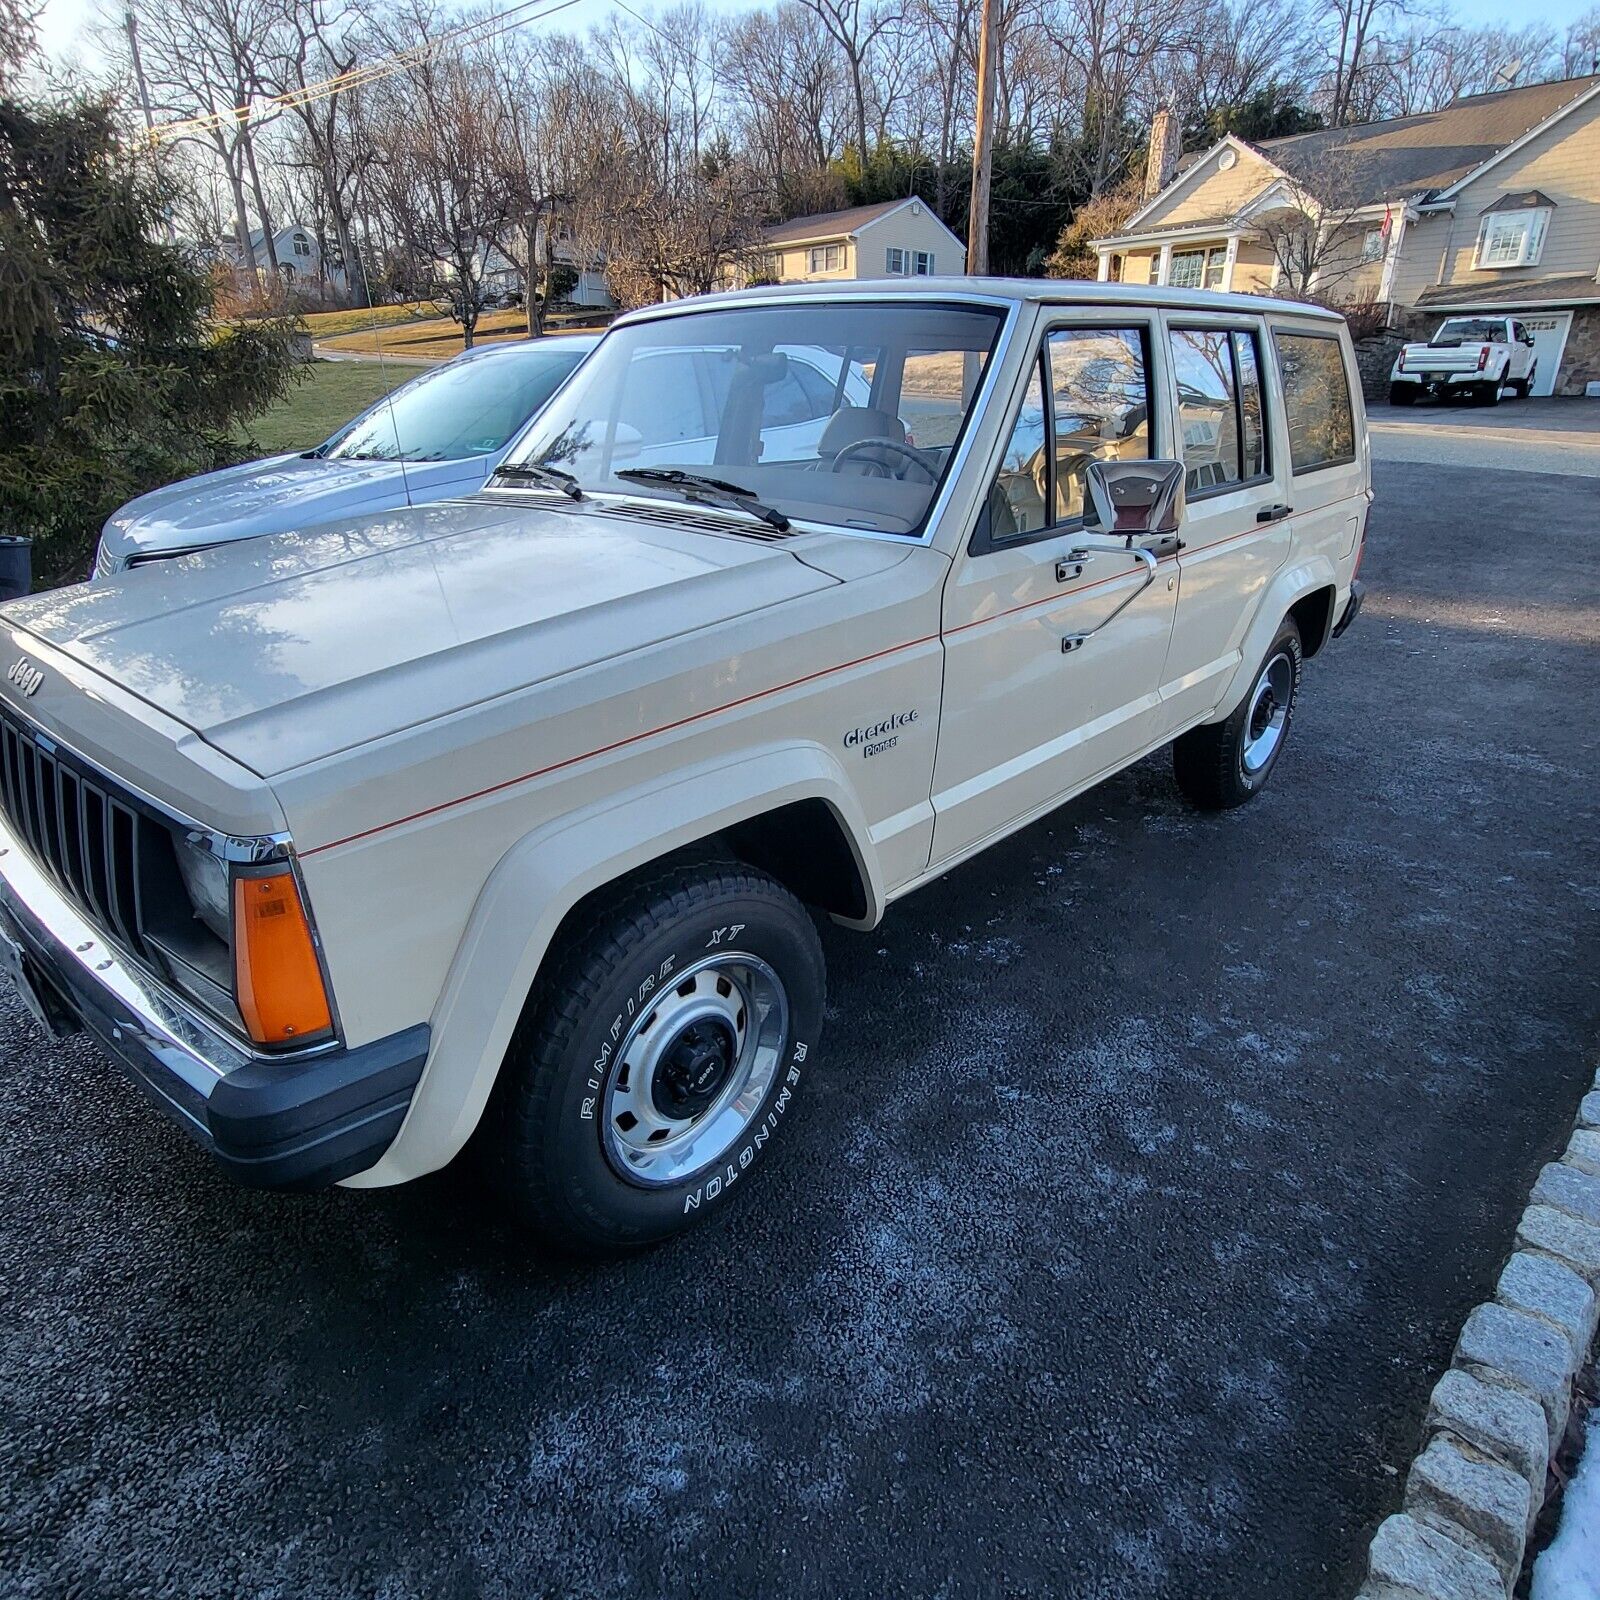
[817,406,907,458]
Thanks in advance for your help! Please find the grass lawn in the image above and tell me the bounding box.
[296,301,436,339]
[315,308,608,361]
[236,361,409,456]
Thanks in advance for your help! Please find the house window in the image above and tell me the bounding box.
[808,244,845,274]
[913,250,934,275]
[886,246,907,274]
[1361,228,1385,262]
[293,232,311,257]
[1473,208,1550,269]
[1169,246,1227,290]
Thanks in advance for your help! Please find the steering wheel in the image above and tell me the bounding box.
[829,436,942,483]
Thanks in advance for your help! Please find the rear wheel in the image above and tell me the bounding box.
[1173,618,1303,811]
[1388,383,1415,406]
[1475,375,1503,406]
[481,858,825,1255]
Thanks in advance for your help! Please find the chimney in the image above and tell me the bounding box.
[1144,107,1179,201]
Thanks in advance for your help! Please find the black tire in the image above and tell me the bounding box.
[481,858,825,1255]
[1475,376,1502,407]
[1388,384,1415,406]
[1173,617,1303,810]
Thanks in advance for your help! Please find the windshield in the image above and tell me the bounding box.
[324,343,587,463]
[1432,319,1504,345]
[499,301,1007,536]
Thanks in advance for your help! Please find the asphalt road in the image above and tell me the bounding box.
[4,443,1599,1599]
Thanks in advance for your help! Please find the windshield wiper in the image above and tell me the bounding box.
[615,468,791,532]
[492,461,584,500]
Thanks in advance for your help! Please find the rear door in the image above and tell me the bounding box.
[930,311,1178,864]
[1157,313,1293,727]
[1267,321,1367,635]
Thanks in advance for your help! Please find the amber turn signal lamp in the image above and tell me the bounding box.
[232,869,333,1047]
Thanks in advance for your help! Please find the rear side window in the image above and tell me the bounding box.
[1274,332,1356,474]
[1168,327,1269,494]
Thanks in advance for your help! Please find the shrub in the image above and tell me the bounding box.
[0,90,298,585]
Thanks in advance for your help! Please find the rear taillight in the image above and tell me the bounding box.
[1477,346,1490,371]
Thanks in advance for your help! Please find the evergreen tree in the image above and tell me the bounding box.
[0,5,296,584]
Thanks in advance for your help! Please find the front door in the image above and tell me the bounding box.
[930,318,1178,865]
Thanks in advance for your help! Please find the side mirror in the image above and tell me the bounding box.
[1082,459,1185,538]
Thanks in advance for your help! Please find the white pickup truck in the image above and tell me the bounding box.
[1388,315,1538,407]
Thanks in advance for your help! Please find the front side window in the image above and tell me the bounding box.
[1474,207,1550,269]
[1274,331,1356,475]
[502,301,1006,537]
[1169,328,1269,494]
[988,360,1049,539]
[1047,327,1151,523]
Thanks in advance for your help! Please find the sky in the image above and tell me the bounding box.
[33,0,1599,83]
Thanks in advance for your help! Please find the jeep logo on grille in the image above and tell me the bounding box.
[7,657,43,698]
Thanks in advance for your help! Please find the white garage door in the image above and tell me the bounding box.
[1517,311,1572,397]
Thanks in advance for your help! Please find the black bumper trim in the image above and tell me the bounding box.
[0,820,428,1192]
[207,1025,430,1190]
[1333,580,1363,639]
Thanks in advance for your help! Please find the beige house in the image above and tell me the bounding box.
[742,199,966,286]
[1094,76,1600,395]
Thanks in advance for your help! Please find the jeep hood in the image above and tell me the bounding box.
[5,498,841,776]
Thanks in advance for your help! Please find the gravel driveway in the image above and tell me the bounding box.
[3,433,1598,1598]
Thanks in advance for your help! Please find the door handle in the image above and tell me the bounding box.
[1256,502,1293,524]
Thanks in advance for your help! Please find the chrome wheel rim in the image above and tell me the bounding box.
[601,953,788,1188]
[1242,651,1293,774]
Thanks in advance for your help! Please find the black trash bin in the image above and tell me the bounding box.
[0,538,32,604]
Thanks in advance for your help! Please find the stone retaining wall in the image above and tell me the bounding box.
[1355,1071,1600,1599]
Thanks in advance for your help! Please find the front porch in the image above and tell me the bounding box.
[1093,221,1281,293]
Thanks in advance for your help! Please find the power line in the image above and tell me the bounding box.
[150,0,582,142]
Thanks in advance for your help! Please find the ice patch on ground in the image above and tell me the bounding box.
[1532,1409,1600,1600]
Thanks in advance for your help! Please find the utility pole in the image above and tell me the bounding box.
[966,0,998,275]
[123,5,156,133]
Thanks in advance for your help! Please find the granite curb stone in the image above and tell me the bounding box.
[1355,1060,1600,1598]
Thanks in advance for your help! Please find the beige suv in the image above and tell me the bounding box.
[0,281,1368,1253]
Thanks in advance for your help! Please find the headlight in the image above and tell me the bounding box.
[175,836,232,940]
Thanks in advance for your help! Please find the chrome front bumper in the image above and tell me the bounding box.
[0,813,428,1189]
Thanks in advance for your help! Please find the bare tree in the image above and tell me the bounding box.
[361,3,517,346]
[265,0,372,304]
[797,0,901,160]
[1249,147,1373,298]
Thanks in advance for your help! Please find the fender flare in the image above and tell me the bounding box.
[345,741,882,1186]
[1206,554,1341,723]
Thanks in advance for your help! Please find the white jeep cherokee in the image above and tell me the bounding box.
[0,282,1369,1253]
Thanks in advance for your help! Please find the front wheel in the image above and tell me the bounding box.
[1173,618,1303,810]
[481,859,825,1254]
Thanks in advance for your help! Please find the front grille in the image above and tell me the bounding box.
[0,701,167,963]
